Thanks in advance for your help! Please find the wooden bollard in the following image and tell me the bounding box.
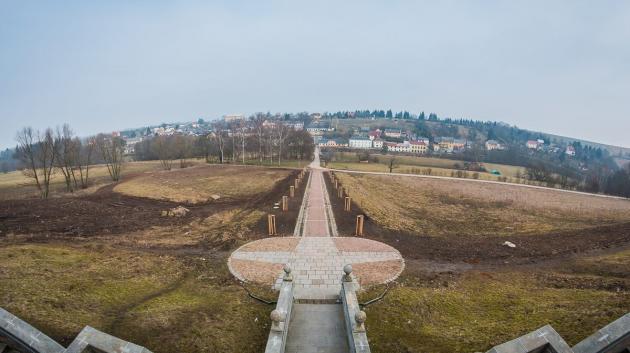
[338,187,343,198]
[282,196,288,211]
[344,187,349,196]
[344,197,351,211]
[290,185,295,197]
[295,179,299,188]
[355,215,364,236]
[335,179,338,189]
[268,214,277,236]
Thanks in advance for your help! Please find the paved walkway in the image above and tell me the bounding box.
[227,148,404,300]
[302,169,332,237]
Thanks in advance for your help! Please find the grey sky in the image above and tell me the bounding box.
[1,0,629,149]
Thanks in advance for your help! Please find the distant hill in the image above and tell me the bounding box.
[538,132,630,157]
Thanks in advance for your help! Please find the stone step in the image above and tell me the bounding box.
[295,297,340,304]
[285,303,349,353]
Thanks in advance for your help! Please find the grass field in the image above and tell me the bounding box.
[114,165,292,203]
[334,172,630,236]
[328,152,526,181]
[0,243,271,352]
[361,249,630,353]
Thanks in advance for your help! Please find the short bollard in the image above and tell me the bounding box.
[282,196,288,211]
[335,179,338,189]
[268,214,277,236]
[294,179,299,188]
[344,197,351,211]
[290,185,295,197]
[355,215,364,236]
[338,187,343,198]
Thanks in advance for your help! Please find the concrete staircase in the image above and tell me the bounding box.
[285,303,349,353]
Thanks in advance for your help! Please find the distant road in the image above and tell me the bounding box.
[326,168,630,201]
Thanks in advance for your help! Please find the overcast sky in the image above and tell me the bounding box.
[1,0,629,149]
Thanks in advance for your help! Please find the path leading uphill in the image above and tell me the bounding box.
[228,148,403,353]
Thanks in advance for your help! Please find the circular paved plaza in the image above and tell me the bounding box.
[228,236,404,294]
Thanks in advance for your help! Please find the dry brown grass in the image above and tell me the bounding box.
[0,161,164,200]
[114,165,291,203]
[336,173,630,236]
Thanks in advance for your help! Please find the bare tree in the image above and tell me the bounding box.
[15,127,59,198]
[174,135,193,168]
[276,123,289,166]
[74,137,95,188]
[197,134,212,162]
[388,156,397,173]
[96,134,124,181]
[55,124,78,192]
[254,115,265,164]
[153,135,175,170]
[267,128,275,165]
[238,122,247,164]
[213,129,226,163]
[229,122,237,163]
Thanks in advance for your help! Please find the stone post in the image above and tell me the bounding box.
[282,196,288,211]
[283,264,293,281]
[343,264,353,282]
[354,311,367,333]
[270,310,286,332]
[290,185,295,197]
[344,197,351,211]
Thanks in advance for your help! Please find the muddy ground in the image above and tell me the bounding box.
[325,171,630,266]
[0,168,306,245]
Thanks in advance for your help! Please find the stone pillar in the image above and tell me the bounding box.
[343,264,353,282]
[270,310,286,332]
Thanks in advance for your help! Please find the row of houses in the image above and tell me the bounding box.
[526,139,576,156]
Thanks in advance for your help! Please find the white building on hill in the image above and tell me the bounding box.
[349,137,373,149]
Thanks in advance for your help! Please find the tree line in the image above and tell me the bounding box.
[14,125,124,198]
[134,118,314,169]
[12,118,314,198]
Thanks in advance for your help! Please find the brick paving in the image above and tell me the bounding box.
[228,154,404,299]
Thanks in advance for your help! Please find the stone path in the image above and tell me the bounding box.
[284,304,349,353]
[302,169,332,237]
[228,148,404,300]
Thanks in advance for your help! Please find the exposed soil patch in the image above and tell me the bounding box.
[252,170,309,237]
[0,168,304,240]
[324,171,630,266]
